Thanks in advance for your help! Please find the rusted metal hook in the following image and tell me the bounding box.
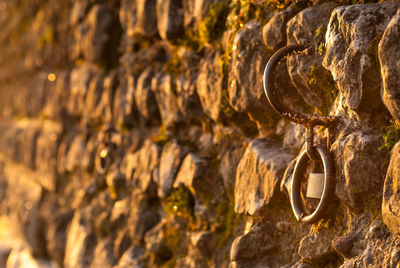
[263,44,337,127]
[263,44,337,224]
[263,44,337,159]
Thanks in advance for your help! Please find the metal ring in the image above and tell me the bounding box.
[290,145,335,224]
[263,44,337,127]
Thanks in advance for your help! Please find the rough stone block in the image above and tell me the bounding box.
[156,0,184,41]
[157,140,188,198]
[379,9,400,126]
[234,138,293,216]
[286,2,338,109]
[196,51,223,122]
[323,1,399,112]
[382,142,400,236]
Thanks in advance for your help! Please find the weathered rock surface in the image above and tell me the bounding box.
[151,73,183,126]
[132,0,159,40]
[298,229,337,264]
[156,0,184,41]
[379,9,400,125]
[157,140,188,198]
[196,50,223,122]
[64,212,96,268]
[3,1,400,267]
[262,3,303,51]
[135,68,161,122]
[114,74,139,128]
[234,138,293,216]
[68,64,95,118]
[123,140,160,193]
[174,153,217,196]
[128,191,160,241]
[383,142,400,236]
[176,73,204,120]
[73,4,121,67]
[323,1,399,112]
[228,21,275,126]
[230,221,278,267]
[286,2,338,109]
[332,131,386,210]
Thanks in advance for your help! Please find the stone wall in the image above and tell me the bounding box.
[0,0,400,267]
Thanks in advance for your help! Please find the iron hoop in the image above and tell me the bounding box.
[290,144,335,224]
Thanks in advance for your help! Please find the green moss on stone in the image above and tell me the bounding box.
[165,185,195,219]
[199,2,229,44]
[378,119,400,152]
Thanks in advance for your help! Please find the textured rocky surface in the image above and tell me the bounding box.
[234,137,293,215]
[383,142,400,236]
[323,1,399,113]
[286,2,338,109]
[0,0,400,267]
[379,9,400,125]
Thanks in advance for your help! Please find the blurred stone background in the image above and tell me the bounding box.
[0,0,400,267]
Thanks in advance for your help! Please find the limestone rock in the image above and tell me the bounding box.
[135,68,161,122]
[0,245,10,267]
[35,122,62,191]
[114,74,139,128]
[230,222,277,264]
[106,170,128,200]
[68,64,94,118]
[156,0,183,41]
[82,74,104,126]
[151,73,182,127]
[6,247,53,268]
[282,121,305,152]
[144,220,173,264]
[128,192,160,241]
[382,142,400,236]
[43,71,70,121]
[176,73,203,120]
[183,0,225,31]
[117,246,146,268]
[173,153,214,195]
[15,125,41,169]
[91,239,116,268]
[298,230,336,263]
[73,4,121,66]
[45,210,74,266]
[228,20,275,126]
[190,231,216,257]
[196,51,223,122]
[262,4,303,51]
[70,1,87,25]
[111,198,131,230]
[286,2,339,108]
[157,140,188,198]
[64,213,97,268]
[123,140,160,193]
[219,147,243,193]
[114,231,131,260]
[332,131,386,210]
[332,231,359,259]
[323,1,399,112]
[119,0,138,40]
[134,0,159,40]
[234,138,293,215]
[64,134,87,173]
[96,71,120,125]
[379,9,400,125]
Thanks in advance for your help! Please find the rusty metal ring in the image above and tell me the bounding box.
[290,145,335,224]
[263,44,337,127]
